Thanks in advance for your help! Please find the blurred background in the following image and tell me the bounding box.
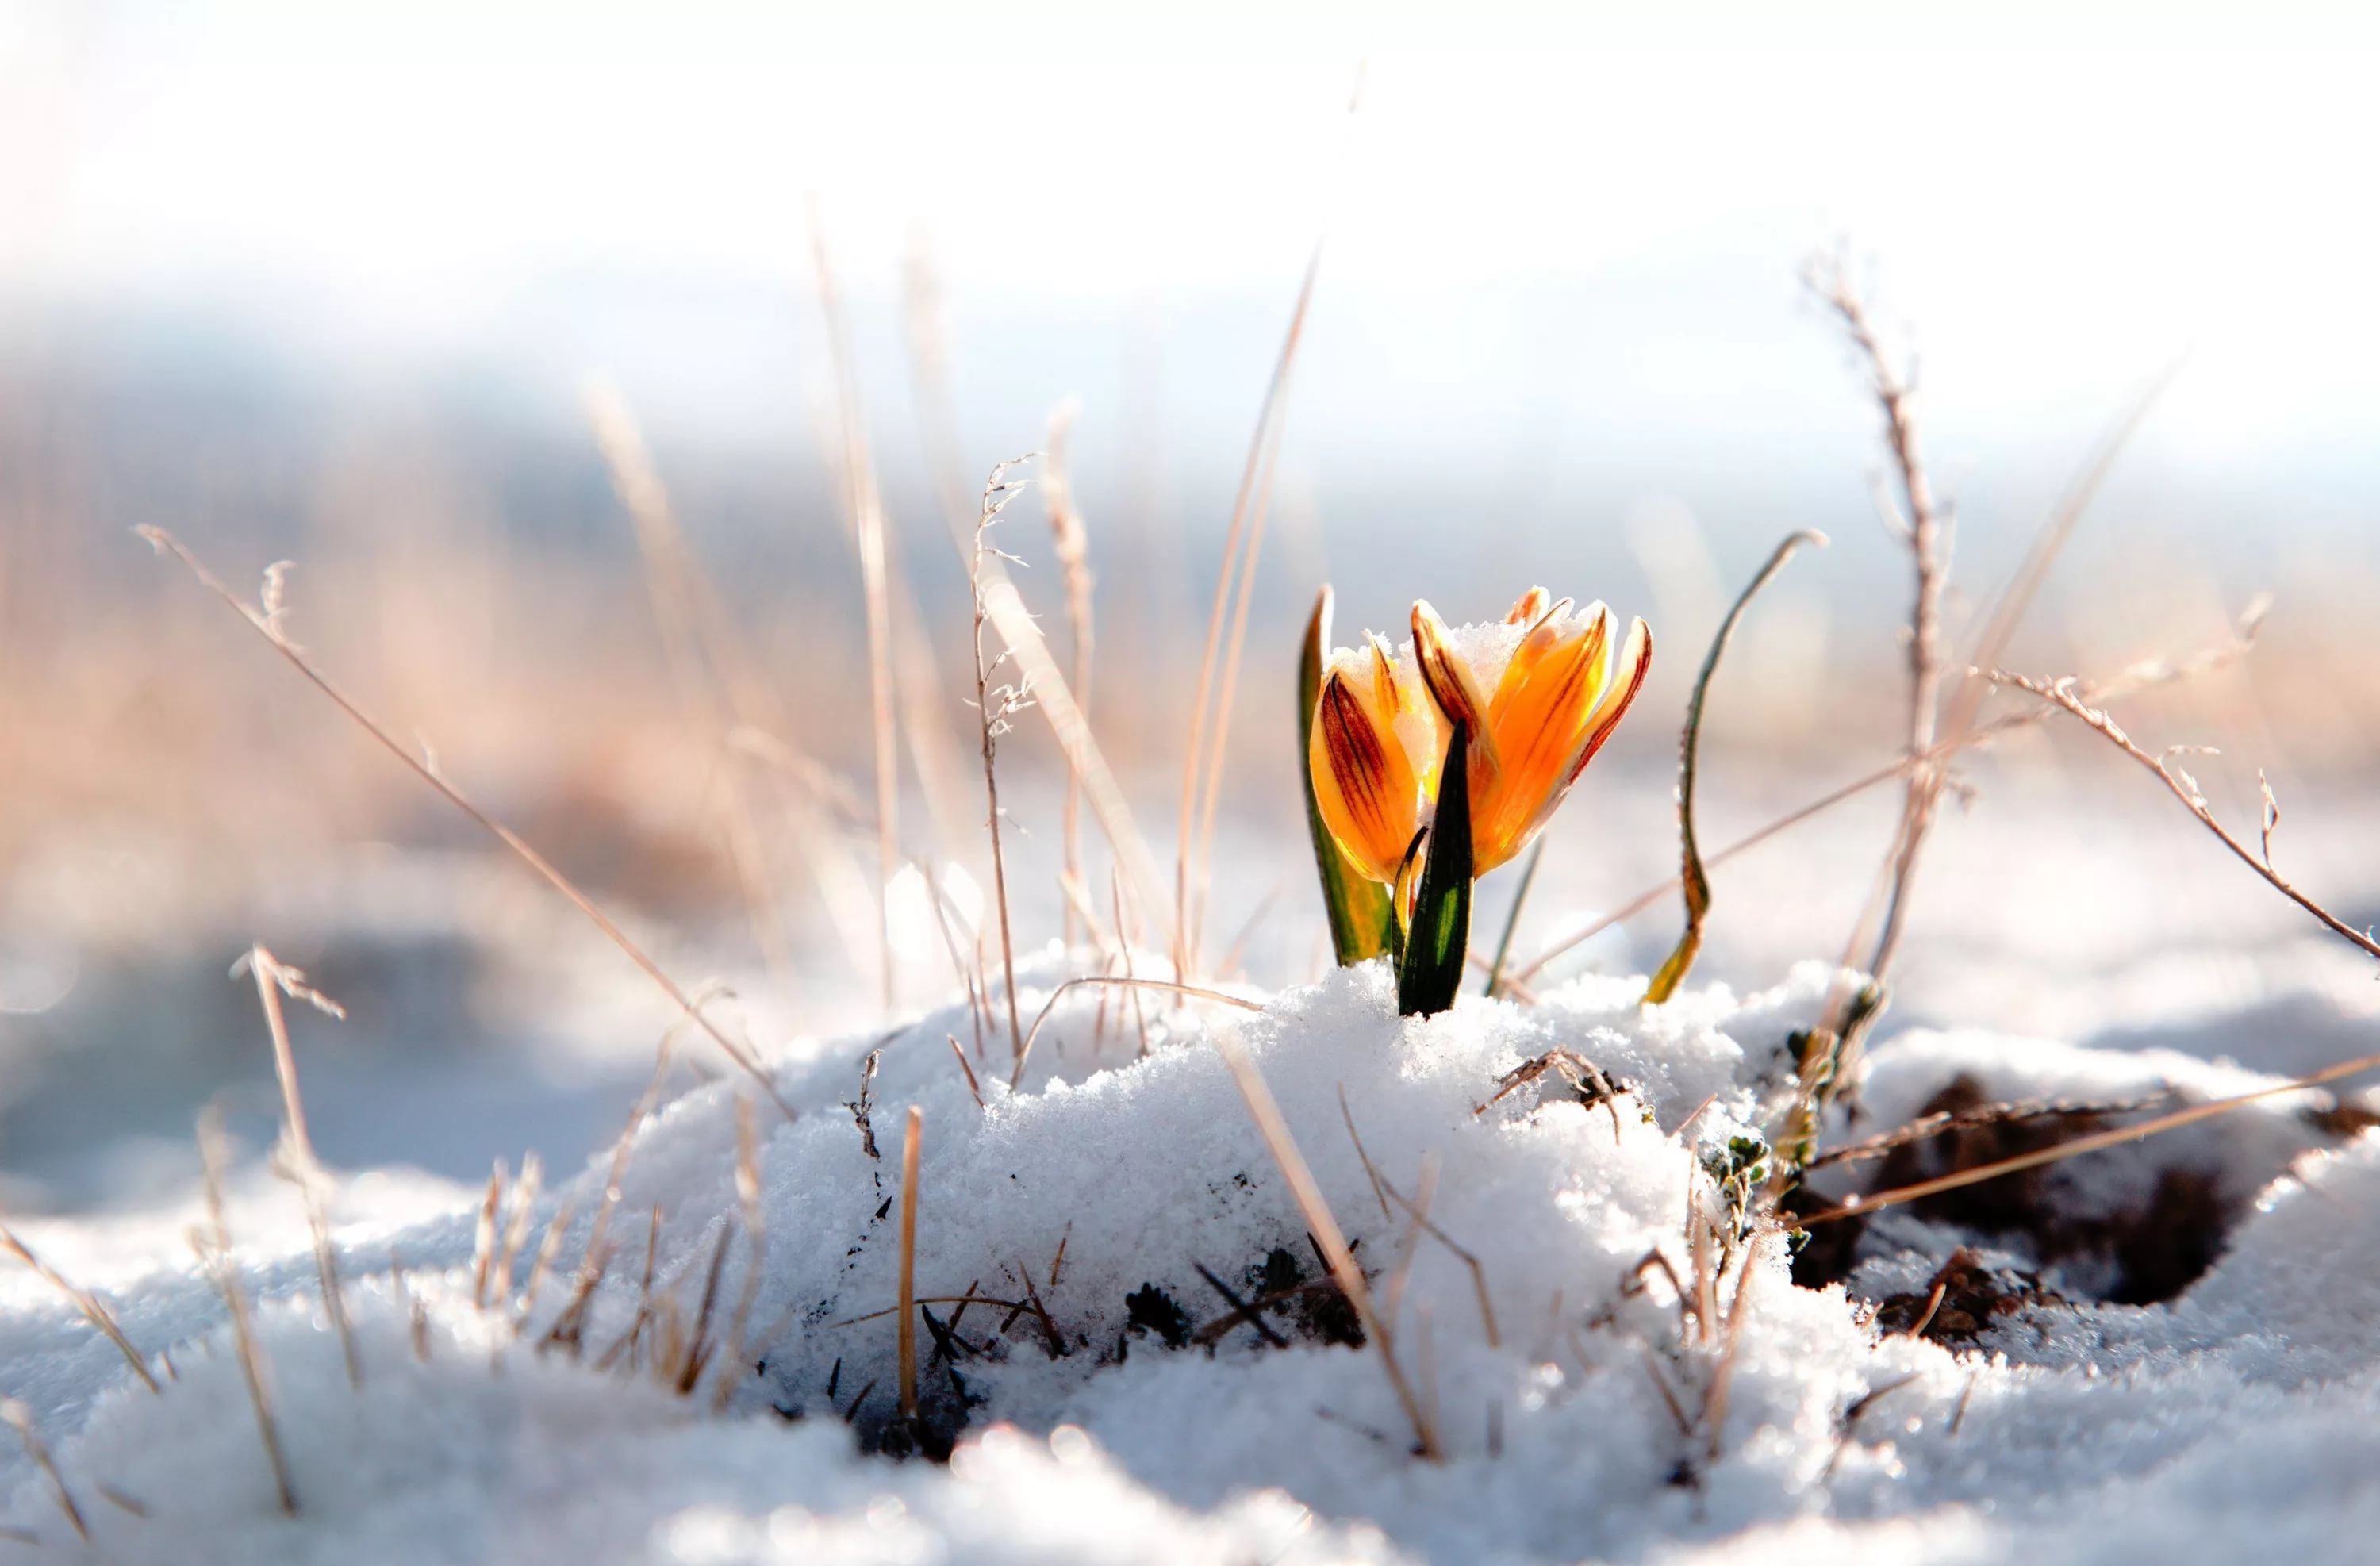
[6,1,2380,1238]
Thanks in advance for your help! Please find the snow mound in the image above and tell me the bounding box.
[4,957,2376,1563]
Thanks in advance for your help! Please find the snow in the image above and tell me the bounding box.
[3,952,2376,1563]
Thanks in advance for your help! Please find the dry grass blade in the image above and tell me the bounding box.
[1341,1088,1500,1346]
[1112,871,1154,1057]
[808,214,904,1011]
[585,378,803,984]
[1044,398,1098,946]
[1981,668,2380,958]
[1794,1046,2380,1227]
[234,944,360,1389]
[1518,606,2267,988]
[470,1161,505,1311]
[545,1002,710,1353]
[1701,1229,1768,1464]
[1012,975,1266,1089]
[1644,530,1829,1004]
[1799,298,2182,1100]
[670,1225,732,1395]
[897,1106,923,1424]
[2,1401,86,1541]
[1781,259,1956,1153]
[1480,840,1544,1000]
[1209,1031,1442,1460]
[976,555,1174,955]
[519,1196,578,1324]
[970,459,1038,1066]
[1805,1091,2172,1170]
[136,527,799,1123]
[193,1106,297,1515]
[493,1154,543,1305]
[1940,359,2187,750]
[714,1099,767,1411]
[0,1219,157,1393]
[1179,240,1326,979]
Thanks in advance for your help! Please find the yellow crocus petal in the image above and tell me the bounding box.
[1409,599,1500,775]
[1469,610,1612,871]
[1391,823,1429,927]
[1505,585,1553,626]
[1497,595,1578,691]
[1565,615,1653,785]
[1309,667,1422,885]
[1366,633,1401,712]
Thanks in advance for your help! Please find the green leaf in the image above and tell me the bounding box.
[1645,529,1829,1004]
[1397,720,1473,1016]
[1298,586,1395,966]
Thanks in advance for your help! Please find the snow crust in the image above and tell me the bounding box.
[3,955,2374,1563]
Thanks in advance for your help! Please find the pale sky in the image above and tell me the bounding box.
[5,1,2378,551]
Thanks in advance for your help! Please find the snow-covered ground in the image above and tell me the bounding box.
[2,925,2375,1563]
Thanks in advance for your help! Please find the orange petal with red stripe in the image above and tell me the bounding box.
[1308,666,1422,886]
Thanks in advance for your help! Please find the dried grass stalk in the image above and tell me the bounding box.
[1177,244,1324,978]
[897,1106,923,1424]
[1043,399,1097,946]
[1209,1032,1442,1460]
[808,216,905,1011]
[2,1401,86,1541]
[1796,1044,2380,1226]
[0,1220,157,1393]
[136,527,798,1122]
[192,1107,297,1515]
[234,945,360,1388]
[969,459,1038,1065]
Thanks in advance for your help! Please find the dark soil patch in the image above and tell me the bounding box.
[1795,1073,2331,1306]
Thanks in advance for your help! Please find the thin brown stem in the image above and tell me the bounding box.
[1795,1046,2380,1227]
[1807,258,1945,988]
[136,528,798,1123]
[969,459,1037,1066]
[1982,668,2380,960]
[897,1107,923,1423]
[809,216,904,1011]
[1210,1030,1442,1460]
[236,946,359,1389]
[0,1221,157,1393]
[1044,400,1097,947]
[1177,244,1323,979]
[1011,975,1265,1090]
[194,1107,297,1515]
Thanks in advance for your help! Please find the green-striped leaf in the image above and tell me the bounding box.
[1397,720,1472,1016]
[1299,586,1395,966]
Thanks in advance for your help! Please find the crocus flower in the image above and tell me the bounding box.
[1308,587,1651,914]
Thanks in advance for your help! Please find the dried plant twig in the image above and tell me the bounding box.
[1795,1046,2380,1226]
[1178,241,1326,979]
[970,459,1038,1068]
[1981,667,2380,960]
[2,1402,86,1541]
[136,528,797,1122]
[1210,1032,1442,1460]
[1043,399,1098,946]
[193,1107,297,1515]
[809,215,904,1010]
[897,1107,923,1424]
[237,945,360,1388]
[0,1221,156,1393]
[1012,975,1265,1088]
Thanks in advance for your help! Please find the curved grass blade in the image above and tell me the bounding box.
[1645,530,1829,1004]
[1398,720,1472,1016]
[1299,587,1395,965]
[1482,839,1544,998]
